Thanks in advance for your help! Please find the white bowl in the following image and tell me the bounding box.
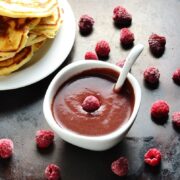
[43,60,141,151]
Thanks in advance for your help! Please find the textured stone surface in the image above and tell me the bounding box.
[0,0,180,179]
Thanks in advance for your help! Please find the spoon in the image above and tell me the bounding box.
[114,44,144,92]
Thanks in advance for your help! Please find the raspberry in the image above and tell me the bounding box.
[113,6,132,27]
[172,68,180,85]
[116,59,126,68]
[111,157,128,176]
[82,95,100,112]
[45,164,61,180]
[95,40,110,58]
[84,51,98,60]
[120,28,134,46]
[144,148,161,166]
[79,15,94,35]
[151,100,169,119]
[144,67,160,84]
[148,34,166,57]
[172,112,180,128]
[0,138,14,159]
[36,130,54,148]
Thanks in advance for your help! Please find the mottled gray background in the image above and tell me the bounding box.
[0,0,179,179]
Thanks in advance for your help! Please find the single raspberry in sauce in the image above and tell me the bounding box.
[116,59,126,68]
[113,6,132,27]
[82,95,100,112]
[120,28,134,47]
[95,40,110,58]
[144,67,160,84]
[84,51,98,60]
[36,130,54,148]
[78,15,94,35]
[172,112,180,128]
[144,148,161,166]
[172,68,180,85]
[0,138,14,159]
[45,164,61,180]
[151,100,169,119]
[111,157,128,176]
[148,34,166,57]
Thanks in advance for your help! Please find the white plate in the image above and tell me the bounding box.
[0,0,76,91]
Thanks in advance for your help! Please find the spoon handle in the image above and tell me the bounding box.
[114,44,144,92]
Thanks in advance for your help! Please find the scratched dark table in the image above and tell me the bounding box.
[0,0,180,179]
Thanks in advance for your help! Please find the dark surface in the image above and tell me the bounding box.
[0,0,180,179]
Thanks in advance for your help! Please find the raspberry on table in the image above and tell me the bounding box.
[0,138,14,159]
[144,148,161,166]
[85,51,98,60]
[111,157,128,176]
[82,95,101,112]
[36,130,54,148]
[45,164,61,180]
[113,6,132,27]
[116,59,126,68]
[172,68,180,85]
[120,28,134,47]
[95,40,110,58]
[148,34,166,57]
[151,100,169,119]
[172,112,180,128]
[144,67,160,84]
[78,15,94,35]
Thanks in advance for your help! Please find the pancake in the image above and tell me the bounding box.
[0,46,33,75]
[0,16,42,60]
[0,53,16,61]
[31,6,63,38]
[0,1,63,76]
[0,0,58,18]
[27,18,41,30]
[32,40,46,52]
[26,33,46,47]
[0,17,29,56]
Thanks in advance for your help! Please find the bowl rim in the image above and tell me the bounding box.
[43,60,141,142]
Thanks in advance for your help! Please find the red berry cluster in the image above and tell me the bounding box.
[0,139,14,159]
[36,130,54,148]
[79,5,179,178]
[144,67,160,85]
[144,148,161,166]
[111,157,129,176]
[116,59,126,68]
[113,6,132,27]
[111,148,162,176]
[120,28,134,47]
[35,130,61,179]
[0,130,61,180]
[172,68,180,85]
[45,164,61,180]
[1,4,179,180]
[148,34,166,57]
[172,112,180,128]
[79,6,169,65]
[151,100,169,119]
[82,95,101,112]
[78,15,94,35]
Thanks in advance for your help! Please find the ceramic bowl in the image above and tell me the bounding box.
[43,60,141,151]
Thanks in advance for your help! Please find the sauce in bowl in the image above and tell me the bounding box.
[52,68,135,136]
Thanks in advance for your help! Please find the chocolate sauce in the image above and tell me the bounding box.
[52,68,135,136]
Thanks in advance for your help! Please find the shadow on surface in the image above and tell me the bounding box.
[0,46,75,113]
[143,80,160,90]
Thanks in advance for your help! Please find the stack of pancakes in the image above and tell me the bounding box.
[0,0,63,75]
